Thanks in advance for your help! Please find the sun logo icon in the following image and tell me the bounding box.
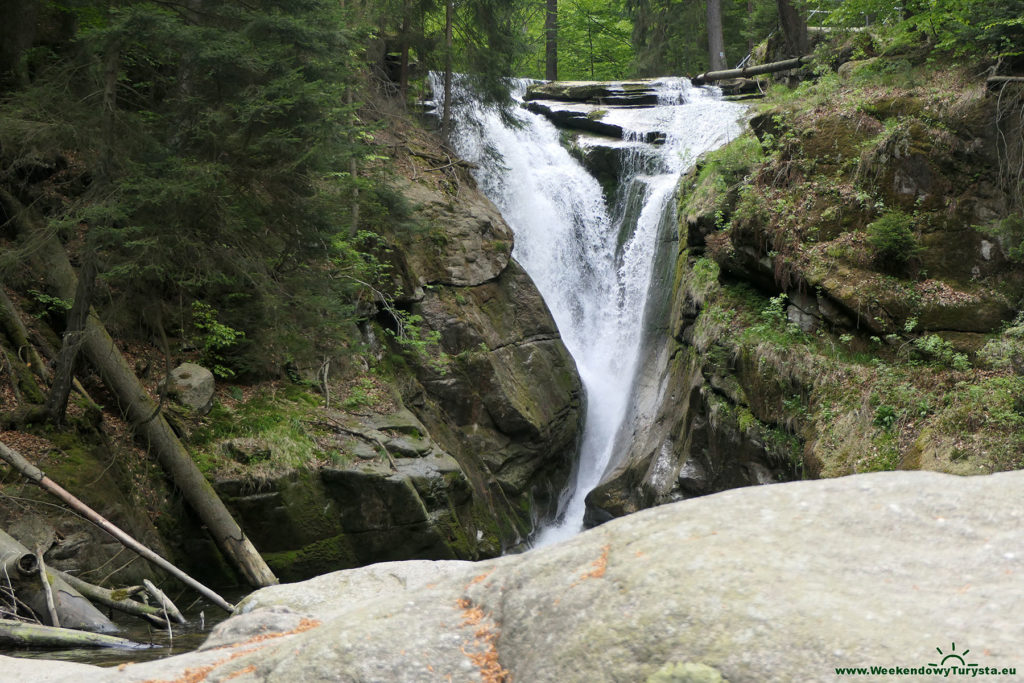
[929,642,978,668]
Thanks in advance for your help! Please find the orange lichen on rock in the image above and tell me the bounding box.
[223,665,257,681]
[142,619,322,683]
[571,544,610,586]
[466,569,494,589]
[456,597,511,683]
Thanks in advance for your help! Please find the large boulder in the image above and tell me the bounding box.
[159,362,215,415]
[18,470,1023,681]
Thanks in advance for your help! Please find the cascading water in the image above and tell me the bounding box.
[433,74,745,546]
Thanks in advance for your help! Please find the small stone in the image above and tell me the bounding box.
[222,437,272,464]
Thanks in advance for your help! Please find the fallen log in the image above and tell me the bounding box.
[0,548,35,580]
[0,440,236,614]
[0,618,151,650]
[143,579,185,625]
[0,530,117,633]
[35,550,59,628]
[0,286,50,384]
[0,188,277,590]
[56,572,168,627]
[693,55,813,85]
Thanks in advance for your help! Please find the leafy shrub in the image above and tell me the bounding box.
[912,334,971,371]
[983,215,1024,263]
[192,302,244,378]
[873,403,897,431]
[866,211,920,269]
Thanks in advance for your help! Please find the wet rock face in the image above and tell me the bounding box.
[392,178,582,539]
[585,348,792,524]
[33,470,1024,683]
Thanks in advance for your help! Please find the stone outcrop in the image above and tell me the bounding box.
[524,100,666,142]
[16,470,1023,681]
[210,168,582,577]
[388,173,582,547]
[213,407,478,581]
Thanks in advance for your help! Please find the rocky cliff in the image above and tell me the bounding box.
[588,59,1024,522]
[193,148,583,578]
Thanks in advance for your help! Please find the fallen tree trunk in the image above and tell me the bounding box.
[56,572,168,627]
[0,548,35,579]
[0,188,277,590]
[143,579,185,624]
[0,530,117,633]
[693,55,812,84]
[0,286,50,384]
[0,619,151,649]
[0,441,236,614]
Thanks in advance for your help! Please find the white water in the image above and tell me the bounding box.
[433,75,745,546]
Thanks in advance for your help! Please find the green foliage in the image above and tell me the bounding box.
[911,334,971,371]
[977,315,1024,372]
[191,302,244,378]
[191,388,322,474]
[626,0,766,75]
[550,0,635,80]
[872,403,897,431]
[27,289,72,319]
[0,0,424,376]
[341,377,377,411]
[822,0,1024,60]
[983,215,1024,263]
[866,210,920,268]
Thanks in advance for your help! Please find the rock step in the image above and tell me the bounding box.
[524,80,660,104]
[524,100,665,143]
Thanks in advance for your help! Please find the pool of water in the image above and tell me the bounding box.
[3,588,248,667]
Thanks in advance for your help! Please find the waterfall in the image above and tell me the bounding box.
[432,74,745,546]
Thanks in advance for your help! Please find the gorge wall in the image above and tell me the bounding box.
[0,124,582,584]
[586,60,1024,523]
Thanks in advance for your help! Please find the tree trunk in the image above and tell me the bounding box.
[399,0,410,98]
[0,189,278,590]
[47,271,277,589]
[0,0,38,87]
[0,619,149,649]
[0,530,118,633]
[747,0,755,54]
[442,0,453,138]
[692,55,812,84]
[706,0,727,71]
[0,286,50,384]
[545,0,558,81]
[776,0,809,58]
[99,39,120,185]
[44,252,96,426]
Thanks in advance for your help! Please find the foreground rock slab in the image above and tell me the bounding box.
[5,470,1022,682]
